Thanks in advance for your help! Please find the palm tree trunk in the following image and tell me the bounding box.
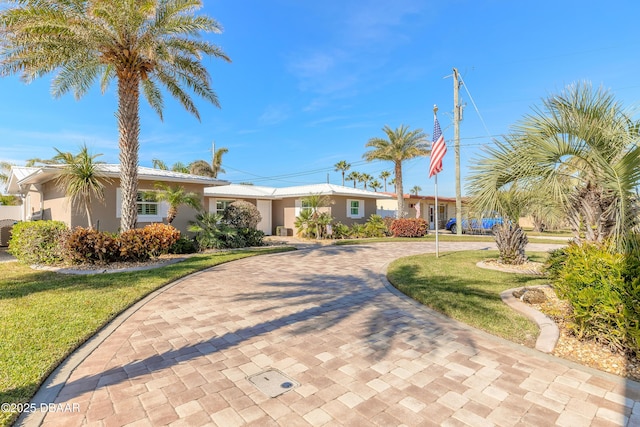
[85,200,93,229]
[117,74,141,232]
[395,162,404,218]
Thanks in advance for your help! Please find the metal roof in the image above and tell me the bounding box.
[6,164,229,194]
[205,183,392,200]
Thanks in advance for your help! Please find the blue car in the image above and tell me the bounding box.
[445,214,503,234]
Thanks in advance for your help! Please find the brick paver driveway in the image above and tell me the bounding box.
[28,242,640,426]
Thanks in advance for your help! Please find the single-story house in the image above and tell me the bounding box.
[377,192,467,229]
[6,165,229,234]
[204,183,392,235]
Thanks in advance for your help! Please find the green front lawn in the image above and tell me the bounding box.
[335,233,570,245]
[0,247,294,427]
[387,250,549,346]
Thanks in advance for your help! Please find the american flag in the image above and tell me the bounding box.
[429,115,446,178]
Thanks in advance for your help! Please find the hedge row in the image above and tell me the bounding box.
[9,221,180,265]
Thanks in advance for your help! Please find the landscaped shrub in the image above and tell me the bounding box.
[119,223,180,261]
[139,223,181,257]
[189,212,238,250]
[64,227,119,264]
[331,222,351,239]
[382,217,395,236]
[223,200,262,229]
[169,236,198,254]
[236,228,265,247]
[389,218,427,237]
[349,223,366,238]
[8,220,68,265]
[550,242,640,355]
[364,214,387,238]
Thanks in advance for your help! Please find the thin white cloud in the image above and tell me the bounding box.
[258,105,290,125]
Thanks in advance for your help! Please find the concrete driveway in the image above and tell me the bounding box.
[23,241,640,426]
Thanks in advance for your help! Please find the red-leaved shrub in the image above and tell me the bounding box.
[389,218,428,237]
[64,227,119,264]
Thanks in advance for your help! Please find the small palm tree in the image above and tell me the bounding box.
[188,211,237,250]
[187,146,228,178]
[379,171,391,192]
[369,180,382,192]
[334,160,351,186]
[346,171,359,188]
[53,145,109,229]
[25,157,62,167]
[153,183,202,225]
[0,194,21,206]
[410,185,422,196]
[1,0,231,232]
[468,82,640,252]
[297,193,332,239]
[364,125,429,218]
[152,160,190,174]
[0,162,13,187]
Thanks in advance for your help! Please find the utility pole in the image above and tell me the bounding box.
[453,68,462,236]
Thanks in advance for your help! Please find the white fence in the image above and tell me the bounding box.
[0,205,22,221]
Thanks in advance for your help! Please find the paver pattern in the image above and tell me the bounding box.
[31,241,640,426]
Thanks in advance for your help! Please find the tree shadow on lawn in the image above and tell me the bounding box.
[42,267,480,403]
[388,263,542,347]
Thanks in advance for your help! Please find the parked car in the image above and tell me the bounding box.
[445,213,504,234]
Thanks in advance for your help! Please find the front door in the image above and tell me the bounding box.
[428,204,435,230]
[256,199,272,235]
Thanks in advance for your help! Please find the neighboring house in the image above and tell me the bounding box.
[204,183,392,235]
[5,165,229,234]
[377,192,465,230]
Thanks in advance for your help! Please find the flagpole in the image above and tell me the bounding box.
[433,105,439,258]
[435,172,439,258]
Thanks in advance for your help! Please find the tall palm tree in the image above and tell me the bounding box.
[360,173,372,190]
[346,171,359,188]
[153,183,201,224]
[364,125,429,218]
[410,185,422,196]
[468,82,640,252]
[212,146,228,178]
[334,160,351,186]
[0,0,230,231]
[53,145,109,228]
[379,170,391,192]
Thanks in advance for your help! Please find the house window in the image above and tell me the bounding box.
[294,199,314,217]
[301,199,312,214]
[347,199,364,219]
[216,199,233,215]
[116,188,166,222]
[137,192,158,216]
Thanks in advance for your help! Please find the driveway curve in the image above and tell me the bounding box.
[25,242,640,426]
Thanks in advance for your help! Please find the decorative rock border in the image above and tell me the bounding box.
[476,260,544,275]
[500,285,559,353]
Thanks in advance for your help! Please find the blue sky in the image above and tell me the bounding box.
[2,0,640,197]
